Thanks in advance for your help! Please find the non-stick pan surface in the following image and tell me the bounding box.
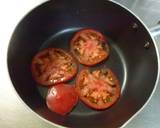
[7,0,158,127]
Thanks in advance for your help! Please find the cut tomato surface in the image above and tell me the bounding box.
[46,84,78,115]
[31,48,77,86]
[76,68,120,110]
[71,29,110,66]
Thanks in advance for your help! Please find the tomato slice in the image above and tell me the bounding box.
[71,29,110,66]
[31,48,78,86]
[76,68,120,110]
[46,84,78,115]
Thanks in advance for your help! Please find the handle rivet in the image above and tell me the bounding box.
[144,42,150,49]
[132,23,138,29]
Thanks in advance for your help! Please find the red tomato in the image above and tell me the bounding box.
[46,84,78,115]
[76,68,120,110]
[31,48,78,86]
[70,29,110,66]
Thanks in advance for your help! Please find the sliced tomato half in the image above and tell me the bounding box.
[31,48,78,86]
[46,84,78,115]
[76,68,120,110]
[71,29,110,66]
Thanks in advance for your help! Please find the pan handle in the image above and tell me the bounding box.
[150,22,160,37]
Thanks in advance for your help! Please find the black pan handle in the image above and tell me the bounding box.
[150,21,160,37]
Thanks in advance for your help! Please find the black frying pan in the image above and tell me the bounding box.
[7,0,159,128]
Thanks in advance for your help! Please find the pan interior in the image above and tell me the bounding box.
[37,27,126,115]
[7,0,158,128]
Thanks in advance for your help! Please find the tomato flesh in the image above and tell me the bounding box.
[31,48,77,86]
[46,84,78,115]
[71,29,110,66]
[76,68,120,110]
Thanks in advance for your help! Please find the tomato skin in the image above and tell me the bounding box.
[46,84,78,115]
[70,29,110,66]
[31,48,78,86]
[76,68,120,110]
